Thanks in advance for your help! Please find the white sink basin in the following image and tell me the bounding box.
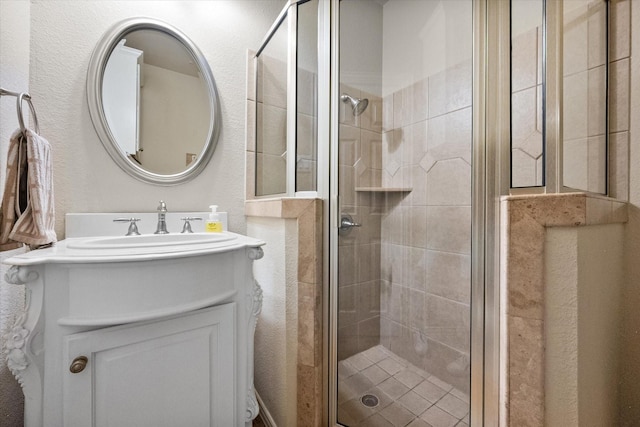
[67,232,236,249]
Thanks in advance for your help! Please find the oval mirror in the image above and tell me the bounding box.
[87,18,221,185]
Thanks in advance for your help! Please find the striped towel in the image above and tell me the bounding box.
[0,128,56,250]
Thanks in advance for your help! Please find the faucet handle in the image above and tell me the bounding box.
[180,217,202,234]
[113,218,141,236]
[157,200,167,212]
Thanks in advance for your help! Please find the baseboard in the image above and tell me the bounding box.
[255,391,277,427]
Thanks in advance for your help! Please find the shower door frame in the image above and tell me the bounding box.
[323,0,507,426]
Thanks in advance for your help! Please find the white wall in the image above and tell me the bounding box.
[247,216,298,427]
[0,1,30,424]
[382,0,473,96]
[25,0,283,238]
[621,0,640,423]
[545,224,625,427]
[339,0,383,96]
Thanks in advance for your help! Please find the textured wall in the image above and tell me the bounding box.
[546,224,625,426]
[27,0,282,238]
[247,216,298,427]
[0,1,30,425]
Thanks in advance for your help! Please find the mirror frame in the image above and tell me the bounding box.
[87,18,221,185]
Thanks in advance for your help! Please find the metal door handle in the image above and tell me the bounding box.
[339,214,361,235]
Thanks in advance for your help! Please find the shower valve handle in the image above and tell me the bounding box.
[339,214,361,235]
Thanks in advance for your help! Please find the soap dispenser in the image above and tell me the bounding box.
[205,205,223,233]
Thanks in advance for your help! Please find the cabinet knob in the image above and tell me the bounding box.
[69,356,88,373]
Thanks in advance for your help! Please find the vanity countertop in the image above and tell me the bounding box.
[4,231,265,266]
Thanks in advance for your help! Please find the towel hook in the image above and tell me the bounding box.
[16,92,40,135]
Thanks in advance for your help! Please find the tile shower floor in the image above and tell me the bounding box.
[338,346,469,427]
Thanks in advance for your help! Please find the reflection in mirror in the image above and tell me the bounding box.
[87,18,220,185]
[511,0,544,188]
[255,11,289,196]
[562,0,608,194]
[103,30,210,175]
[296,0,318,193]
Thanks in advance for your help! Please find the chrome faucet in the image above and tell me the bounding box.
[154,200,169,234]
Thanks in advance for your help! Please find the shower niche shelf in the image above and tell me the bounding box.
[355,187,413,193]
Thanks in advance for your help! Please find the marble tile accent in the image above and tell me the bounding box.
[501,193,628,426]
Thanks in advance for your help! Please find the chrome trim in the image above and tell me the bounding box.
[483,0,511,424]
[545,0,561,193]
[256,0,311,57]
[287,6,298,196]
[471,0,487,424]
[86,18,220,186]
[317,0,332,423]
[328,0,340,424]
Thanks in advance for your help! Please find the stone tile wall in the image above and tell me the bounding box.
[562,0,608,193]
[511,26,544,187]
[510,0,631,196]
[337,83,384,360]
[247,50,318,198]
[378,60,473,394]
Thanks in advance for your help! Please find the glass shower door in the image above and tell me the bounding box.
[335,1,474,425]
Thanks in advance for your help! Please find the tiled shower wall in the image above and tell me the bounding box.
[338,59,473,394]
[562,1,608,193]
[511,0,631,197]
[379,60,472,393]
[246,51,317,198]
[511,26,544,187]
[337,84,384,360]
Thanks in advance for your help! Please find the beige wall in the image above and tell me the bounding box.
[546,224,625,426]
[139,63,209,174]
[621,0,640,423]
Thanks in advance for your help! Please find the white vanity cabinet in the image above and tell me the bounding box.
[63,304,235,427]
[3,232,264,427]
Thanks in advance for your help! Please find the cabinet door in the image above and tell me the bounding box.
[63,304,236,427]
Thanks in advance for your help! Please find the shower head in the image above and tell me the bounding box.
[341,93,369,116]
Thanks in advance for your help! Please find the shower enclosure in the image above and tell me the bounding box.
[331,1,478,426]
[252,0,494,425]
